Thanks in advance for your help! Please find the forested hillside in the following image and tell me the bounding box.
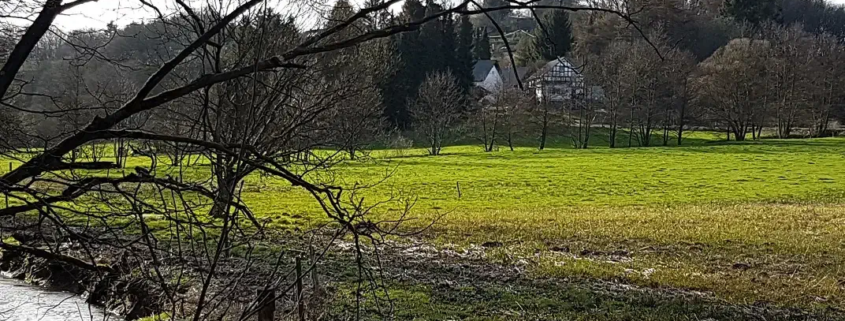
[4,0,845,320]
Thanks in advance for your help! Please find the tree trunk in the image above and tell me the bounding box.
[433,129,441,156]
[732,125,747,141]
[210,164,238,218]
[783,121,792,138]
[583,125,591,149]
[662,100,671,146]
[507,131,514,151]
[627,104,635,148]
[429,127,439,156]
[91,144,101,162]
[539,123,547,151]
[488,112,498,152]
[609,109,617,148]
[676,125,684,146]
[539,108,548,151]
[609,124,617,148]
[114,139,126,168]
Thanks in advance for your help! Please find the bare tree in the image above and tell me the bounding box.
[563,55,601,149]
[805,32,845,137]
[695,38,771,141]
[411,71,463,156]
[471,97,502,152]
[588,40,629,148]
[499,88,532,151]
[531,98,556,150]
[321,8,396,160]
[765,24,811,139]
[0,1,648,320]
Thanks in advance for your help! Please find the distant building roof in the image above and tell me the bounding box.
[500,67,530,88]
[489,30,534,40]
[528,57,581,81]
[473,60,499,83]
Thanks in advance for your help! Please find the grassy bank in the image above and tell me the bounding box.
[4,135,845,319]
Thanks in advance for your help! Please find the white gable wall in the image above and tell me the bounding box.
[477,67,503,94]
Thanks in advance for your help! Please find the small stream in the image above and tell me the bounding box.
[0,277,116,321]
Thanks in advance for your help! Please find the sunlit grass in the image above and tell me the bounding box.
[270,137,845,312]
[4,135,845,315]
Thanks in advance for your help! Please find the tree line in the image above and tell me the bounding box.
[560,0,845,148]
[2,0,845,319]
[7,0,845,156]
[431,0,845,151]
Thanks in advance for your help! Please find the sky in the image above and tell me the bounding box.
[18,0,845,31]
[50,0,351,30]
[54,0,157,30]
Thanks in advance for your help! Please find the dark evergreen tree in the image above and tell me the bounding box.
[519,10,573,62]
[515,33,537,66]
[473,28,492,60]
[327,0,355,26]
[454,15,476,94]
[419,1,446,73]
[441,13,457,71]
[723,0,782,26]
[362,0,400,131]
[322,0,358,62]
[383,0,426,128]
[381,0,475,127]
[781,0,845,36]
[363,0,395,30]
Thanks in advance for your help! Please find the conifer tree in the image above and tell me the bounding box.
[454,15,476,93]
[383,0,426,127]
[473,28,492,60]
[518,10,573,62]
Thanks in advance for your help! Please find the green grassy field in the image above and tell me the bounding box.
[4,134,845,319]
[251,136,845,318]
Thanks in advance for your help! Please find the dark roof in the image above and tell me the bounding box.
[500,67,530,88]
[473,60,498,82]
[528,57,581,81]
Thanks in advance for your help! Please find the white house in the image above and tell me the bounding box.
[473,60,503,94]
[526,57,585,103]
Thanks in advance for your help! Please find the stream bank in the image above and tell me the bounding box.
[0,276,114,321]
[0,243,161,320]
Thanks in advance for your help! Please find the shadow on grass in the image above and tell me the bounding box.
[372,128,724,153]
[366,130,845,160]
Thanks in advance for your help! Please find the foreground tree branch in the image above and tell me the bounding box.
[0,1,651,319]
[0,0,90,100]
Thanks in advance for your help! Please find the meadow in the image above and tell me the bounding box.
[5,134,845,319]
[251,135,845,319]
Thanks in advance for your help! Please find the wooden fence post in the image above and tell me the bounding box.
[5,163,9,208]
[257,288,275,321]
[456,181,462,199]
[296,256,305,321]
[309,244,321,296]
